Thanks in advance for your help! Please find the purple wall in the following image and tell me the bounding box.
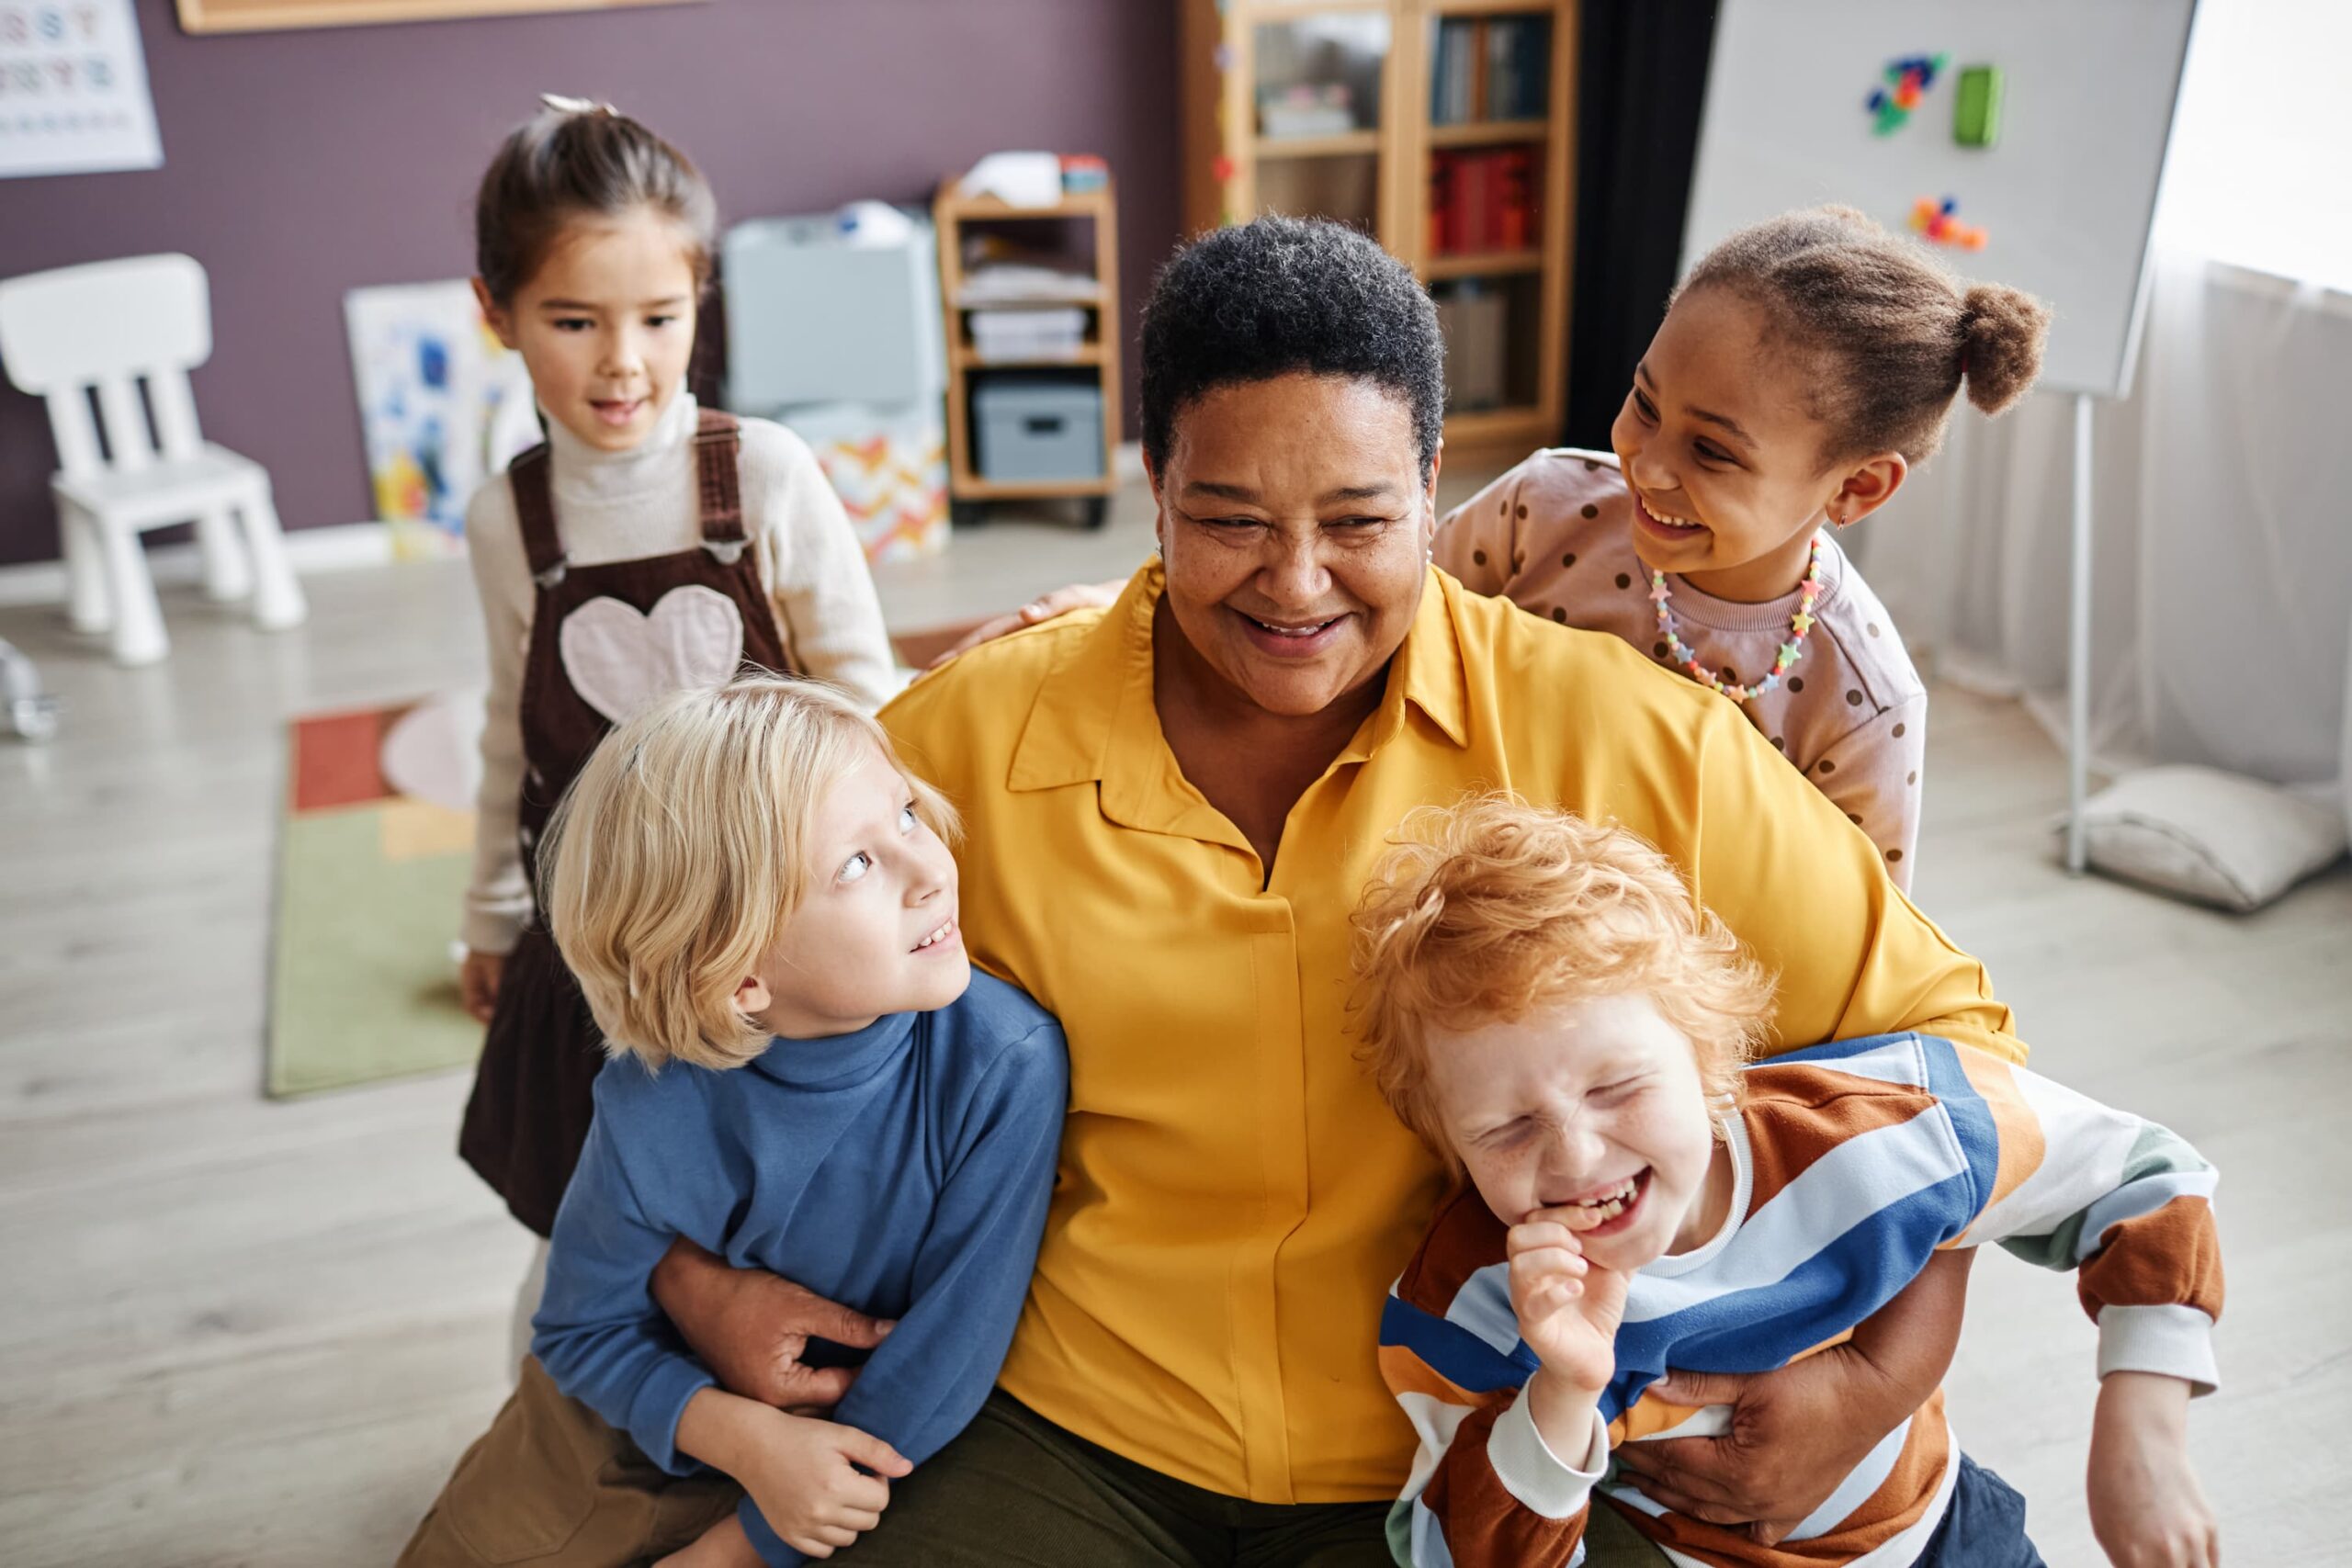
[0,0,1178,566]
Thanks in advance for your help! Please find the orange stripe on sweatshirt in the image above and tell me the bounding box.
[1740,1066,1942,1209]
[1955,1048,2045,1219]
[1620,1391,1953,1567]
[1378,1342,1489,1409]
[2078,1194,2224,1322]
[1396,1188,1510,1312]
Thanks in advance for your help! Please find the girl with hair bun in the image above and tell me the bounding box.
[451,98,898,1349]
[1439,207,2051,891]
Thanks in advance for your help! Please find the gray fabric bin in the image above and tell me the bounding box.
[973,378,1103,482]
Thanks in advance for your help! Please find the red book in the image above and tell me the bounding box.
[1459,150,1490,254]
[1430,152,1454,254]
[1497,150,1533,252]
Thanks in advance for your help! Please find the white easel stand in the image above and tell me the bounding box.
[2066,391,2095,875]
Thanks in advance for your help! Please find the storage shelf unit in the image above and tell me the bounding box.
[933,175,1123,525]
[1181,0,1577,453]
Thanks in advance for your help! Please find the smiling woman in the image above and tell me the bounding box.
[651,215,2041,1567]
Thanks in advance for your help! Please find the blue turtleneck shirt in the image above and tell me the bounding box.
[531,972,1067,1565]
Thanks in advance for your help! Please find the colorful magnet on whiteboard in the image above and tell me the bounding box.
[1953,64,2004,148]
[1908,195,1986,251]
[1867,51,1951,135]
[1212,153,1237,184]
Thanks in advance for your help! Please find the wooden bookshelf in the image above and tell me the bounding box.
[933,175,1123,528]
[1180,0,1577,455]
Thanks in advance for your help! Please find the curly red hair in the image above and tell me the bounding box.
[1349,796,1773,1169]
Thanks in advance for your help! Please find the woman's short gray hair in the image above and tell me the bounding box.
[1140,216,1445,479]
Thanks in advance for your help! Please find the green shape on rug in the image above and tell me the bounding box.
[269,802,481,1097]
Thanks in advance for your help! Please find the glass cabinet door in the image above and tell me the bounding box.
[1249,8,1396,236]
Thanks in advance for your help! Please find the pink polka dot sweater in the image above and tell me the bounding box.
[1437,449,1928,891]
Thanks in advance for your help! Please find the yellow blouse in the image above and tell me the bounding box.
[880,562,2022,1506]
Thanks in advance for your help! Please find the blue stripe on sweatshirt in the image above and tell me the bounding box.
[1383,1292,1539,1394]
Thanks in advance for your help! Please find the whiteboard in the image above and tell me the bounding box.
[1684,0,2196,400]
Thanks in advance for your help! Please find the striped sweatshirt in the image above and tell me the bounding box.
[1377,1032,2222,1568]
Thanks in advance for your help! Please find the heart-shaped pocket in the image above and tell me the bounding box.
[558,585,745,726]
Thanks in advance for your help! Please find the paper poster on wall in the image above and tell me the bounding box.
[0,0,163,179]
[344,280,540,561]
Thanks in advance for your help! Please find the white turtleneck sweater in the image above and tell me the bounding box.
[461,394,897,955]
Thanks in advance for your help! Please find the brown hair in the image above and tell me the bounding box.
[473,98,718,306]
[1349,796,1772,1174]
[1675,206,2051,466]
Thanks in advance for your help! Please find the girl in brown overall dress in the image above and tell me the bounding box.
[454,102,898,1289]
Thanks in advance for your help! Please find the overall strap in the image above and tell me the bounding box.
[507,444,568,588]
[693,409,749,564]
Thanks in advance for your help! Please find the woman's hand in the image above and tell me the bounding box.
[652,1238,896,1411]
[926,581,1125,668]
[458,948,504,1023]
[1611,1247,1974,1541]
[2087,1372,2217,1568]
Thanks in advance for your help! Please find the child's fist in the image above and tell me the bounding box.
[459,948,504,1023]
[2087,1372,2217,1568]
[1507,1208,1631,1395]
[739,1415,911,1560]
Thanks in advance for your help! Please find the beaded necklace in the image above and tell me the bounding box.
[1649,535,1824,704]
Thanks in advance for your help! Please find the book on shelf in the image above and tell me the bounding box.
[1486,16,1551,121]
[1435,280,1507,410]
[1429,147,1540,256]
[1430,15,1551,125]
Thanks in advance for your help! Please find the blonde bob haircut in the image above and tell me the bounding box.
[1349,795,1772,1172]
[540,673,959,1072]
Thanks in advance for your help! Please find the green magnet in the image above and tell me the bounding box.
[1954,64,2004,148]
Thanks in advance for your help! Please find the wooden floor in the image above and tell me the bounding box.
[2,476,2345,1565]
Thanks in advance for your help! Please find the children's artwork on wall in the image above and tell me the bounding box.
[0,0,162,180]
[344,279,539,560]
[1909,195,1987,251]
[1865,52,1948,136]
[176,0,695,37]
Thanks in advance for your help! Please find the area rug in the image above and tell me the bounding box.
[267,691,488,1097]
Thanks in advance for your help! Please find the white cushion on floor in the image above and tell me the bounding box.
[2072,764,2346,911]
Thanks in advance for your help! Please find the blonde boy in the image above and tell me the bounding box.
[1351,798,2221,1568]
[403,676,1067,1568]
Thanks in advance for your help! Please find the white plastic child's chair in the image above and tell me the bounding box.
[0,254,306,666]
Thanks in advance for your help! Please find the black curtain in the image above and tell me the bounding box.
[1563,2,1721,447]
